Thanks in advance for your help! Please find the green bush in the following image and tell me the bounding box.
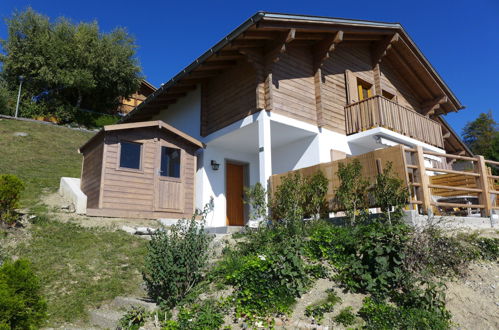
[333,160,369,225]
[118,306,147,330]
[162,299,224,330]
[307,222,410,296]
[404,225,477,278]
[73,109,120,128]
[333,306,356,326]
[224,242,310,318]
[0,174,25,225]
[143,201,214,308]
[359,297,451,329]
[336,223,410,295]
[0,259,47,329]
[458,233,499,261]
[305,289,341,324]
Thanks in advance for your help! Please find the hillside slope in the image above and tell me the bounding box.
[0,118,95,206]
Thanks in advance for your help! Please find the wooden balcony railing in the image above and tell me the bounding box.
[345,95,444,148]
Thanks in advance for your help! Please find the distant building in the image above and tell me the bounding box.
[116,80,156,114]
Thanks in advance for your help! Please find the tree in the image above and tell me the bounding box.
[462,111,499,174]
[0,8,142,122]
[334,160,370,226]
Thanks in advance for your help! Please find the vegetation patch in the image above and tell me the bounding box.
[0,119,93,206]
[12,219,147,325]
[304,289,341,324]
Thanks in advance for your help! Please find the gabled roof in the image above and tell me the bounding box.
[79,120,204,153]
[122,11,464,123]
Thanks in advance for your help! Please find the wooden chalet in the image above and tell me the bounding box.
[78,12,496,223]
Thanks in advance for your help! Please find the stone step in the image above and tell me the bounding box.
[89,308,123,329]
[111,296,157,312]
[204,226,244,234]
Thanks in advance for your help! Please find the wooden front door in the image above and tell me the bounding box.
[226,163,245,226]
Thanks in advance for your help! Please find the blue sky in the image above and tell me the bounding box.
[0,0,497,135]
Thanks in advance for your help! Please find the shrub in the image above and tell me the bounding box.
[458,233,499,261]
[302,171,329,219]
[304,289,341,324]
[359,296,451,329]
[333,160,369,225]
[333,306,356,326]
[371,162,409,225]
[335,223,410,295]
[0,259,47,329]
[224,241,310,318]
[143,200,214,308]
[163,299,224,330]
[404,224,476,278]
[0,174,25,225]
[118,306,147,330]
[270,172,306,223]
[244,182,267,221]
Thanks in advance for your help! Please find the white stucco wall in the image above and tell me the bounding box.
[272,135,320,174]
[152,86,202,141]
[197,145,259,227]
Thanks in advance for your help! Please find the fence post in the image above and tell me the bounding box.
[415,146,431,215]
[476,155,492,217]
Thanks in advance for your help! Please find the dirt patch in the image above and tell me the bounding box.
[446,261,499,329]
[40,193,161,230]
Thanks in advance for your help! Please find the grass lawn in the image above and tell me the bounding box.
[12,219,148,325]
[0,118,149,326]
[0,118,95,207]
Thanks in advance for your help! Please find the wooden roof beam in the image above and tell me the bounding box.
[421,95,448,116]
[241,30,280,40]
[265,28,296,63]
[313,30,344,70]
[371,33,399,67]
[230,39,267,48]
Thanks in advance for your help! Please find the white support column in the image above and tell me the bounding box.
[257,110,272,189]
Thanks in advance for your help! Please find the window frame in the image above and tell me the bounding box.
[357,78,373,101]
[157,144,183,183]
[117,140,144,173]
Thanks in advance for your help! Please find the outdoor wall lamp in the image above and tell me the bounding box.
[211,160,220,171]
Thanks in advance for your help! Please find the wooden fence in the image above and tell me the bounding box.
[269,145,499,217]
[344,95,444,148]
[270,145,408,207]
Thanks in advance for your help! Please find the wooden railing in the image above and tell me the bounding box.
[344,95,444,148]
[405,146,499,217]
[269,145,499,218]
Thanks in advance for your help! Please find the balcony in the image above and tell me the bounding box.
[344,95,444,148]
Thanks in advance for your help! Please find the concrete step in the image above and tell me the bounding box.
[111,296,157,312]
[205,226,244,234]
[89,308,123,329]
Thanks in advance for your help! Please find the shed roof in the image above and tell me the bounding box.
[79,120,204,153]
[121,11,464,123]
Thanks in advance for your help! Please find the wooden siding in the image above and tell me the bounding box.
[271,46,317,125]
[201,61,257,136]
[80,137,104,208]
[81,126,197,219]
[379,60,422,110]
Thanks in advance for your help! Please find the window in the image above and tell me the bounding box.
[357,79,373,101]
[382,90,396,101]
[160,146,181,178]
[119,141,142,170]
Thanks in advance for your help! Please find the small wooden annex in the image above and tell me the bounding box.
[79,121,204,219]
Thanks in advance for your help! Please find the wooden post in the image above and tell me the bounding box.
[476,155,492,217]
[415,146,431,215]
